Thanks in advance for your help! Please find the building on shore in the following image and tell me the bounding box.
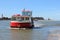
[0,14,11,20]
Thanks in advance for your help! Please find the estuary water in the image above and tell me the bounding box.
[0,20,60,40]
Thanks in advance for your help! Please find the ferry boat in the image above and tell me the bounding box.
[10,9,34,28]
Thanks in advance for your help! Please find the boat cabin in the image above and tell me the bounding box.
[11,15,31,23]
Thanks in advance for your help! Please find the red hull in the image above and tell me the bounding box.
[10,21,32,28]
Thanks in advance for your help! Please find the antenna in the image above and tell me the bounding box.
[23,8,25,11]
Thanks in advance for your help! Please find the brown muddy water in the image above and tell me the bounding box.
[0,29,46,40]
[0,20,60,40]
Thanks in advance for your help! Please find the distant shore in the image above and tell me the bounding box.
[0,17,45,20]
[0,17,11,20]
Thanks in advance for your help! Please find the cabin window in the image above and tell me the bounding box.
[21,17,24,20]
[25,17,29,20]
[11,17,16,20]
[17,17,20,19]
[17,17,22,21]
[16,17,24,21]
